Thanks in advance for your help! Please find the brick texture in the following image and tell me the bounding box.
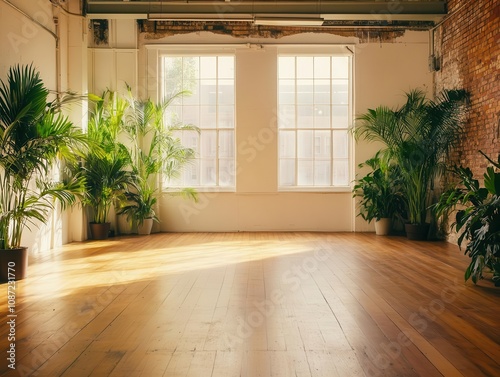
[434,0,500,174]
[139,20,408,42]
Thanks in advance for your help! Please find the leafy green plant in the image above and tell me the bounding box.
[81,91,135,224]
[117,89,198,230]
[434,152,500,285]
[353,151,406,223]
[118,185,159,227]
[0,64,87,249]
[355,89,469,227]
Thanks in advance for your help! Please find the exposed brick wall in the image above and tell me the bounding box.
[434,0,500,174]
[139,20,410,42]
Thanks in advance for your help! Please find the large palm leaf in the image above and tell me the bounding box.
[0,64,87,249]
[355,89,469,225]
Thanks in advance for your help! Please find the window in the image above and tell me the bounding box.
[162,55,235,189]
[278,54,352,189]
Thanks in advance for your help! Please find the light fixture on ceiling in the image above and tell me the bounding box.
[253,17,324,26]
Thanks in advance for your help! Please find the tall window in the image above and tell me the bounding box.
[162,55,235,189]
[278,55,352,189]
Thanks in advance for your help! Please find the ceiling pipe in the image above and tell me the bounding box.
[85,0,447,22]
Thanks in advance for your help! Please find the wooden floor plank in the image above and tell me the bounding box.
[0,232,499,377]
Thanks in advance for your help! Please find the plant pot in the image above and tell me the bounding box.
[375,218,392,236]
[0,247,28,282]
[405,223,430,241]
[137,218,154,235]
[89,222,111,240]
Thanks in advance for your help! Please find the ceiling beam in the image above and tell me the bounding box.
[86,1,446,23]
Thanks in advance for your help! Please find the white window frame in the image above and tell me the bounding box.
[159,51,236,192]
[277,48,353,192]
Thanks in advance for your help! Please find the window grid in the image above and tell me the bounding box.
[278,55,351,189]
[162,55,235,189]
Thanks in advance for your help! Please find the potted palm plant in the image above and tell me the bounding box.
[355,89,469,240]
[353,151,405,235]
[118,91,197,235]
[0,64,87,280]
[434,152,500,286]
[81,91,134,239]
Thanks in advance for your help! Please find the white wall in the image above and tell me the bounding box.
[132,29,433,232]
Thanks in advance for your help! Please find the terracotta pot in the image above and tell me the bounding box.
[0,247,28,282]
[375,218,392,236]
[405,223,430,241]
[137,218,154,235]
[89,222,111,240]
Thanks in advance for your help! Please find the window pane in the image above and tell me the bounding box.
[200,106,217,128]
[333,159,349,185]
[183,81,200,105]
[297,57,313,78]
[200,79,217,105]
[279,57,295,79]
[279,159,295,186]
[332,106,349,128]
[200,57,216,79]
[314,160,331,185]
[314,105,330,128]
[332,79,349,104]
[218,56,234,79]
[279,131,296,158]
[182,105,200,127]
[297,130,313,158]
[332,57,349,79]
[333,130,348,159]
[278,105,295,129]
[297,79,313,104]
[219,159,235,187]
[314,57,330,78]
[314,130,331,158]
[297,160,313,185]
[219,130,234,158]
[218,79,234,105]
[201,131,217,158]
[279,80,295,104]
[314,79,330,104]
[218,105,234,128]
[181,130,199,154]
[201,159,216,185]
[297,105,314,128]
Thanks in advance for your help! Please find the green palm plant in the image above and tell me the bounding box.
[117,90,198,231]
[81,90,135,226]
[0,64,87,250]
[355,89,469,231]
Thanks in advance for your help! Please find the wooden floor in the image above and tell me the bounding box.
[1,232,499,377]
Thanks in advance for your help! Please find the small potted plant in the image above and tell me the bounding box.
[0,64,86,280]
[118,184,158,235]
[434,151,500,286]
[353,152,405,235]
